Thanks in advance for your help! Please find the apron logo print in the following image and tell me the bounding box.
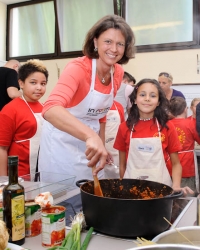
[87,107,110,116]
[176,127,186,145]
[105,137,114,143]
[136,176,149,180]
[107,117,117,122]
[153,132,166,142]
[137,144,154,153]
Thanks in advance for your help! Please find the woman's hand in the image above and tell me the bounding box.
[85,135,108,175]
[173,185,194,196]
[45,106,108,174]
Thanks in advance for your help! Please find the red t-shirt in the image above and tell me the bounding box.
[171,118,200,177]
[42,56,124,123]
[113,119,182,175]
[0,97,43,176]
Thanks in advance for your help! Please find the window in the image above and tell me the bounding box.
[7,0,116,61]
[123,0,200,52]
[56,0,115,54]
[6,0,200,60]
[7,0,56,59]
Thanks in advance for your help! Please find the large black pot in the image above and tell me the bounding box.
[76,179,183,238]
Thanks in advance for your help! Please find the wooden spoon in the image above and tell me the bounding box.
[92,166,103,197]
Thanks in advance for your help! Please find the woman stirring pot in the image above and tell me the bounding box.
[38,15,135,182]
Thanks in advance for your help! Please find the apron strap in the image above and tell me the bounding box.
[34,147,40,182]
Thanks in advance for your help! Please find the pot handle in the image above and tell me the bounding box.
[76,179,90,187]
[165,190,183,199]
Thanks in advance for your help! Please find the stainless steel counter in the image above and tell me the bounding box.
[22,189,198,250]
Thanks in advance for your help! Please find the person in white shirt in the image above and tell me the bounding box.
[114,71,135,119]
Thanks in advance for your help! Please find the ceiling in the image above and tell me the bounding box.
[0,0,29,4]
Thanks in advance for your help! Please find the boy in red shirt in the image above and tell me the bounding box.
[169,96,200,195]
[0,59,48,176]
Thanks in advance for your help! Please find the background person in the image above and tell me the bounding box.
[123,71,136,87]
[187,98,200,121]
[169,96,200,195]
[0,59,48,176]
[114,78,193,195]
[196,101,200,179]
[114,71,135,119]
[104,100,124,178]
[0,60,21,110]
[38,15,135,183]
[197,102,200,136]
[158,72,185,100]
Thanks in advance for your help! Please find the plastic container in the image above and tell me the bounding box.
[19,171,75,201]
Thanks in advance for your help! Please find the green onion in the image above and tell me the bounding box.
[81,227,94,250]
[47,212,89,250]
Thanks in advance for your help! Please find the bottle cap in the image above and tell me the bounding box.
[8,156,19,165]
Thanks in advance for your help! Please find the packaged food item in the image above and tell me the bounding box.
[25,200,41,237]
[35,191,53,208]
[41,206,66,247]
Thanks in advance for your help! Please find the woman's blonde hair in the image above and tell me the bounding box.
[158,72,173,82]
[190,98,200,107]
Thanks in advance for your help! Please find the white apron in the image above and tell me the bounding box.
[39,59,114,183]
[178,149,199,193]
[124,119,172,186]
[15,96,43,177]
[104,102,120,178]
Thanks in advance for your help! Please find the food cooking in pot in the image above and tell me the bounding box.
[129,186,164,199]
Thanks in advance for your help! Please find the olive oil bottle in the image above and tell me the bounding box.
[3,156,25,245]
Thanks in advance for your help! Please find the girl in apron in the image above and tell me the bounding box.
[0,59,48,176]
[38,15,135,183]
[169,96,200,195]
[114,78,194,195]
[104,101,125,178]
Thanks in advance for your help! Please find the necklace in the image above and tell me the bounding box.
[97,69,111,84]
[139,117,153,121]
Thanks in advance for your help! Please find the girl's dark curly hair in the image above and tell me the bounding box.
[18,59,48,82]
[83,15,135,64]
[127,78,169,131]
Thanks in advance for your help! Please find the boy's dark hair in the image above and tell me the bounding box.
[169,97,186,117]
[123,71,136,84]
[18,59,48,82]
[127,78,169,131]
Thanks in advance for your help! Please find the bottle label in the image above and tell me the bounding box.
[11,194,25,241]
